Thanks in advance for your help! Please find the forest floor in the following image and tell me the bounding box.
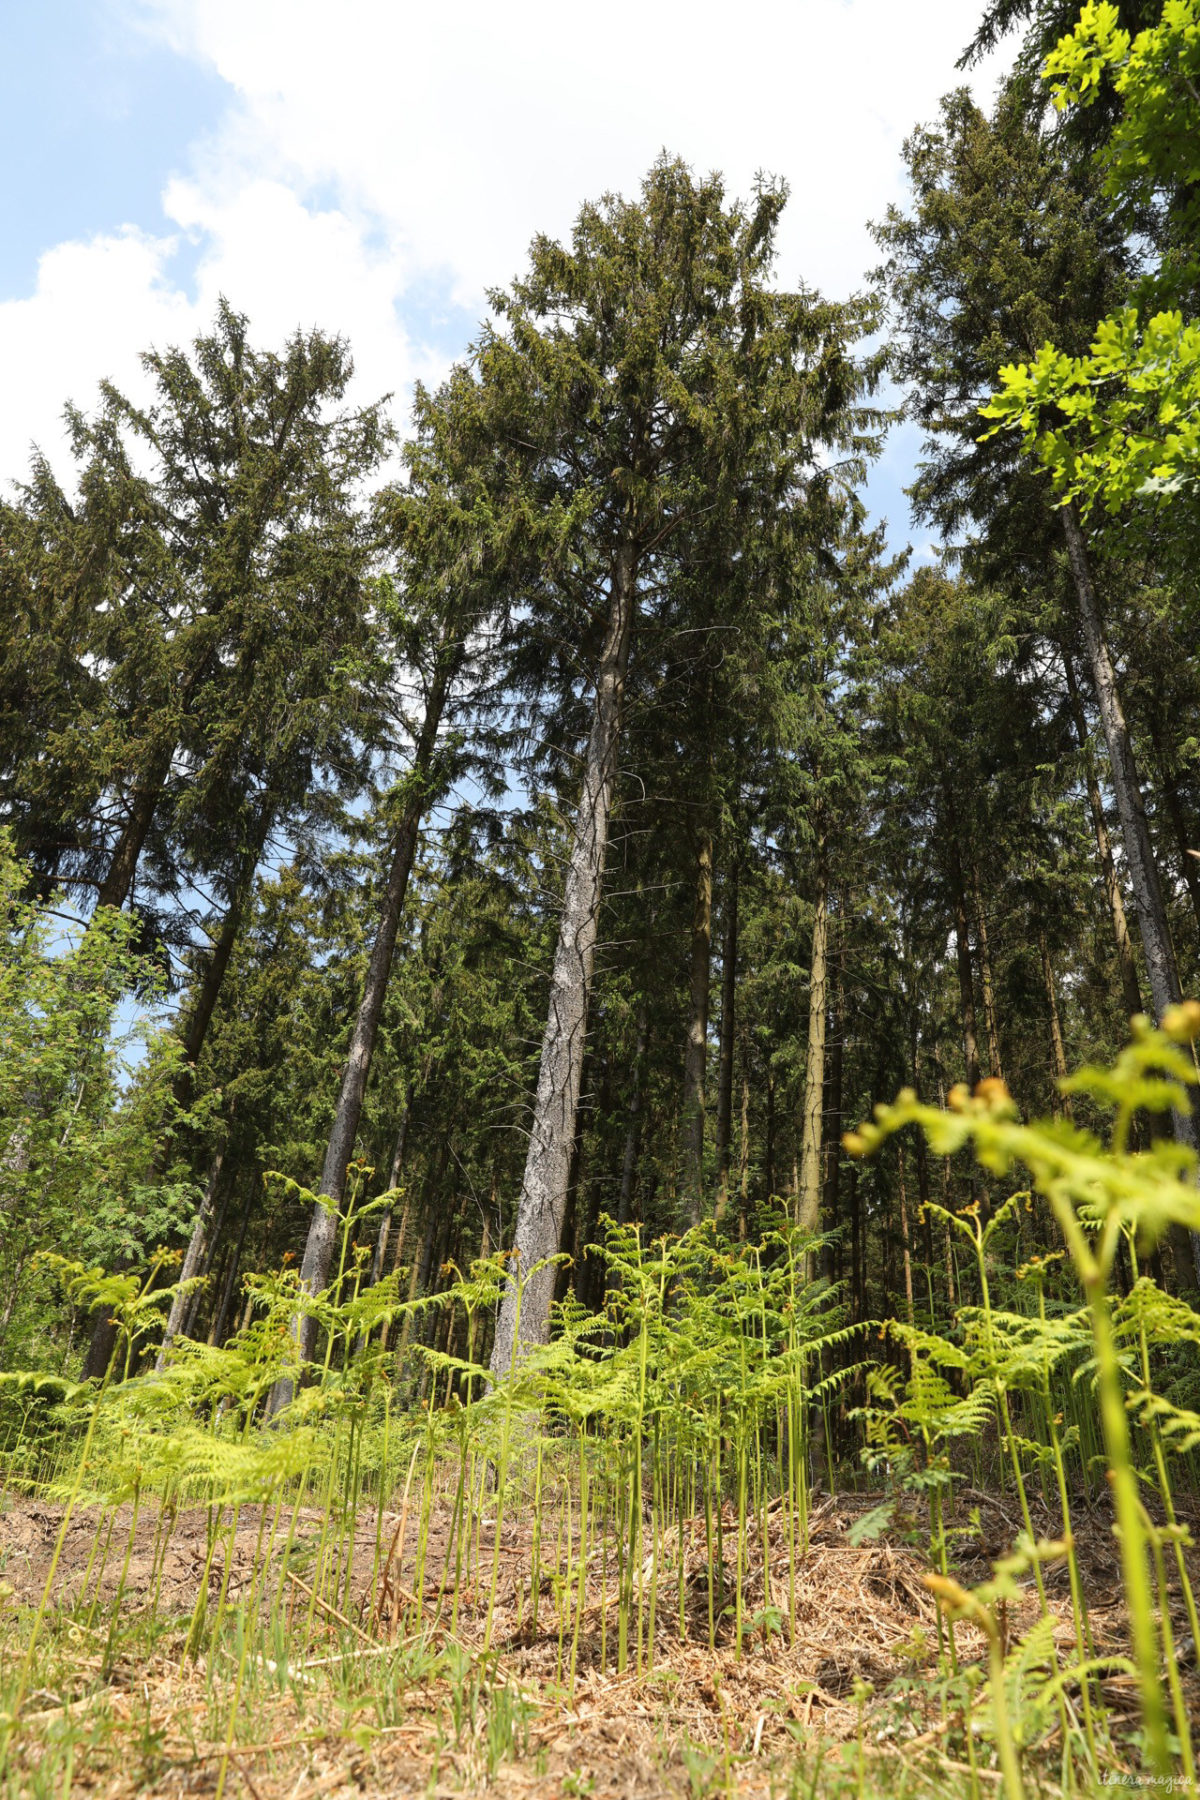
[0,1485,1191,1798]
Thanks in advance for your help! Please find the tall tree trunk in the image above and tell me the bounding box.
[897,1143,916,1339]
[916,1130,934,1315]
[1039,928,1072,1118]
[737,1066,751,1243]
[174,807,274,1109]
[848,1160,861,1320]
[714,853,739,1214]
[207,1185,253,1346]
[820,976,843,1287]
[1147,710,1200,936]
[372,1096,411,1285]
[682,830,713,1223]
[1161,769,1200,936]
[1063,648,1144,1019]
[95,739,176,911]
[616,1005,648,1227]
[797,862,828,1244]
[971,863,1004,1083]
[180,1175,230,1341]
[934,1068,959,1315]
[275,648,459,1409]
[556,1078,590,1310]
[1061,507,1181,1023]
[489,538,637,1377]
[1061,506,1200,1279]
[377,1190,413,1353]
[156,1142,228,1368]
[942,788,982,1089]
[416,1141,453,1297]
[764,1064,776,1206]
[351,1105,411,1357]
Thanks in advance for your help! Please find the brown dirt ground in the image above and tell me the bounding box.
[0,1485,1194,1797]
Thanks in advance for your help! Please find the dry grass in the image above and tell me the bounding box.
[0,1485,1185,1799]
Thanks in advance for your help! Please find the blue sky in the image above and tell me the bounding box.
[1,5,223,300]
[0,1,1008,550]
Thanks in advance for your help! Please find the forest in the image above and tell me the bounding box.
[2,1,1200,1795]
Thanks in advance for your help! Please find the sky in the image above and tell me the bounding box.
[0,0,1011,551]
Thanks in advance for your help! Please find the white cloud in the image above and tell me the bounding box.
[0,182,426,489]
[0,229,191,484]
[3,0,1010,488]
[140,0,1011,298]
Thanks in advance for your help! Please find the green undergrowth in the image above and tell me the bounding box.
[2,1017,1200,1796]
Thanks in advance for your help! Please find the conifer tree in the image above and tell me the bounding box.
[483,159,877,1372]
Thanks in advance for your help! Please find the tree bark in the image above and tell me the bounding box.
[95,739,175,911]
[1147,712,1200,936]
[156,1141,227,1368]
[714,853,739,1213]
[616,1005,648,1227]
[173,807,273,1111]
[764,1064,776,1206]
[821,975,843,1286]
[1062,648,1144,1019]
[1161,770,1200,936]
[942,787,982,1089]
[897,1143,916,1338]
[971,863,1004,1083]
[682,830,713,1223]
[797,863,828,1242]
[274,646,459,1409]
[1061,505,1200,1279]
[848,1161,862,1320]
[737,1067,751,1242]
[208,1185,253,1346]
[377,1189,413,1353]
[372,1097,411,1285]
[1061,506,1180,1023]
[489,539,637,1377]
[1039,928,1072,1118]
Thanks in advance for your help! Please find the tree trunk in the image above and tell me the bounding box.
[714,854,739,1213]
[489,539,637,1377]
[764,1064,776,1206]
[1147,712,1200,936]
[416,1141,453,1297]
[555,1084,589,1310]
[971,863,1004,1083]
[737,1067,751,1243]
[276,647,459,1408]
[1061,506,1180,1023]
[1061,505,1200,1279]
[1039,928,1072,1118]
[180,1175,229,1341]
[207,1185,253,1346]
[934,1069,958,1315]
[682,830,713,1223]
[616,1005,648,1227]
[897,1143,916,1338]
[942,787,982,1089]
[821,975,843,1286]
[1063,648,1144,1018]
[95,739,176,911]
[156,1141,227,1368]
[1162,769,1200,936]
[916,1129,934,1312]
[848,1161,862,1320]
[377,1189,413,1353]
[372,1097,411,1286]
[174,808,273,1110]
[797,863,828,1243]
